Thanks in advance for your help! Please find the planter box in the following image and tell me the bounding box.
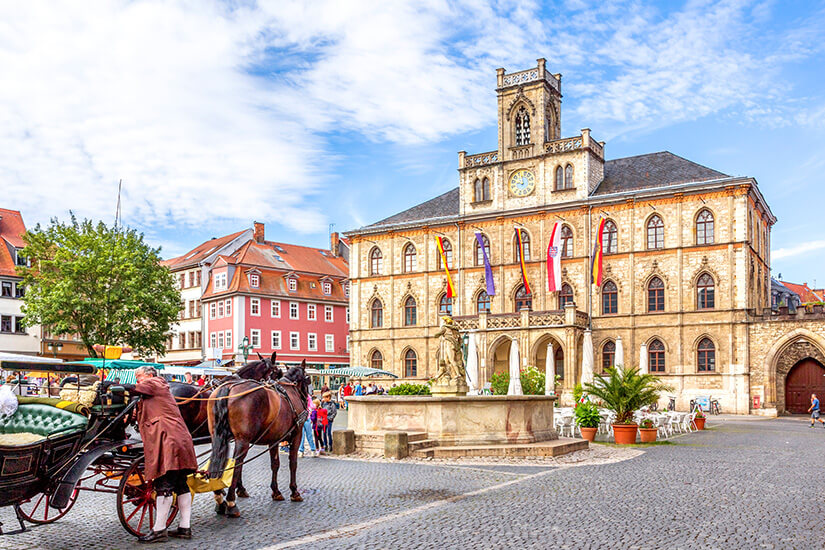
[694,417,706,430]
[579,427,597,442]
[612,423,638,445]
[639,427,657,443]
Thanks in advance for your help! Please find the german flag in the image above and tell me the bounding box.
[515,228,531,294]
[591,218,606,286]
[436,236,456,298]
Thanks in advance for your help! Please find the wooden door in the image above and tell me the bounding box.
[785,359,825,414]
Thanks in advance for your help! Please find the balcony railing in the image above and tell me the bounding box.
[464,150,499,168]
[453,309,587,331]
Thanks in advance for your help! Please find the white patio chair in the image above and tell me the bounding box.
[682,412,696,433]
[559,414,576,437]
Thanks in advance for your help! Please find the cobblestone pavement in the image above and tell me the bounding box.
[1,416,823,549]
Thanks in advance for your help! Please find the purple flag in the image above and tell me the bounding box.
[475,232,496,296]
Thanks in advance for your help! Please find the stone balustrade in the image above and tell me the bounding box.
[453,307,588,332]
[544,136,583,154]
[463,150,499,168]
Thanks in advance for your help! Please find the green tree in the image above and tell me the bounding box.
[18,216,180,358]
[490,366,547,395]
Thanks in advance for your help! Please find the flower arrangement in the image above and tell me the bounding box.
[694,409,706,419]
[639,418,655,429]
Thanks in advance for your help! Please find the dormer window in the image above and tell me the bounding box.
[250,274,259,288]
[323,281,332,295]
[214,272,227,291]
[344,283,350,298]
[515,106,531,145]
[14,249,27,267]
[288,278,297,292]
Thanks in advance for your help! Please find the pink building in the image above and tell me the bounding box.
[202,223,350,369]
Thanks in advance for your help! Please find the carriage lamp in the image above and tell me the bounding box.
[47,342,63,357]
[238,336,251,365]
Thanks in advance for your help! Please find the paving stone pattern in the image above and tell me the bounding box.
[1,418,823,549]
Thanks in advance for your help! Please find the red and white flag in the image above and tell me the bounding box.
[547,222,562,292]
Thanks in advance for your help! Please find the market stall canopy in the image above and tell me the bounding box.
[0,352,64,364]
[162,365,233,377]
[82,358,166,370]
[327,366,398,378]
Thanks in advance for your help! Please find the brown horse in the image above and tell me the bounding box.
[207,360,310,517]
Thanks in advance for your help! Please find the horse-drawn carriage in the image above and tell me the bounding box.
[0,353,311,536]
[0,358,205,537]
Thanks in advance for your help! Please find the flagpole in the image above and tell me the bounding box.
[587,205,593,331]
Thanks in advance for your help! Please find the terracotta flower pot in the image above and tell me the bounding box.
[694,417,706,430]
[579,427,597,442]
[639,427,658,443]
[612,423,638,445]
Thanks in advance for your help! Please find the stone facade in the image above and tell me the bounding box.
[345,59,820,415]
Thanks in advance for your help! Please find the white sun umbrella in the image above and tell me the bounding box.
[544,341,555,395]
[639,342,648,374]
[507,337,523,395]
[581,330,594,386]
[465,332,479,393]
[614,336,625,369]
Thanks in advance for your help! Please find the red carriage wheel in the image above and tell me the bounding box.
[16,487,79,525]
[116,456,178,538]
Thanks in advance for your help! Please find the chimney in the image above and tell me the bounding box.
[253,222,265,243]
[330,232,340,257]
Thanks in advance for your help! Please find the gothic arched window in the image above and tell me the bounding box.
[514,284,532,312]
[564,164,573,189]
[559,283,574,309]
[561,225,573,258]
[697,273,715,309]
[473,179,483,202]
[404,296,417,326]
[515,106,531,145]
[514,229,530,262]
[482,177,490,201]
[697,338,715,372]
[647,215,664,250]
[696,209,714,245]
[602,280,618,314]
[648,277,665,312]
[602,340,615,371]
[370,299,383,328]
[404,349,418,377]
[439,294,452,316]
[602,220,618,254]
[649,339,665,372]
[477,290,491,313]
[403,243,417,273]
[370,247,383,276]
[437,239,453,270]
[370,349,383,370]
[474,234,491,266]
[555,166,564,190]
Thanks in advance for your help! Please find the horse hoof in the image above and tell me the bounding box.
[290,494,303,502]
[226,505,241,518]
[237,488,250,498]
[215,501,227,515]
[272,493,285,501]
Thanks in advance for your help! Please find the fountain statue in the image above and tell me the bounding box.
[432,316,469,396]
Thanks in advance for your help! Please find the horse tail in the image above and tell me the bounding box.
[208,383,233,479]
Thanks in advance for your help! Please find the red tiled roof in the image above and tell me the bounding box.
[162,230,247,270]
[0,209,26,277]
[779,281,823,303]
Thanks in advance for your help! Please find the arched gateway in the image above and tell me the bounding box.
[785,359,825,414]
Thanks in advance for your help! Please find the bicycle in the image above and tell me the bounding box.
[667,396,676,412]
[710,399,721,415]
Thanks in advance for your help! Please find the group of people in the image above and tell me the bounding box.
[337,381,390,408]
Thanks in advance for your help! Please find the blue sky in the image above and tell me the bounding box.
[2,1,824,283]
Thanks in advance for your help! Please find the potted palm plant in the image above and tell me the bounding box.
[574,400,601,442]
[639,418,657,443]
[584,366,672,445]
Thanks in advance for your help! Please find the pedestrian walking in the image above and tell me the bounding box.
[321,391,337,451]
[125,366,197,543]
[314,398,327,453]
[342,382,353,410]
[299,394,318,457]
[809,393,825,428]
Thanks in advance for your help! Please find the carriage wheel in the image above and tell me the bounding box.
[15,487,79,525]
[116,456,178,538]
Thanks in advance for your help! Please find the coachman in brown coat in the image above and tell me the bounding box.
[128,366,197,543]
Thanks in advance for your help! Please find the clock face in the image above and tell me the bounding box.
[509,169,536,197]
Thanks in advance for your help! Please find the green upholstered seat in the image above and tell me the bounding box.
[0,403,88,437]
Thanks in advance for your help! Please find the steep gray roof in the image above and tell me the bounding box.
[359,151,730,231]
[594,151,728,195]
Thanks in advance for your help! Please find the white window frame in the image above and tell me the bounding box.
[250,273,259,288]
[307,333,317,352]
[217,300,224,318]
[346,307,350,324]
[290,331,300,350]
[324,305,334,322]
[217,331,225,349]
[271,330,281,350]
[214,272,227,290]
[325,334,334,352]
[225,299,232,316]
[323,281,332,295]
[346,335,350,351]
[344,283,350,298]
[289,302,299,320]
[288,278,297,292]
[307,304,316,321]
[250,297,261,316]
[210,332,217,348]
[250,329,261,349]
[225,330,232,350]
[271,300,281,318]
[210,302,216,320]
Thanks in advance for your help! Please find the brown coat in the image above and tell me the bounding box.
[134,377,197,481]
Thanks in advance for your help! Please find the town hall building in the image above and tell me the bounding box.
[345,59,825,416]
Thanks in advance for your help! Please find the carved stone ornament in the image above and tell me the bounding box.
[506,88,537,119]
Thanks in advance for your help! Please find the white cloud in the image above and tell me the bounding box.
[772,240,825,260]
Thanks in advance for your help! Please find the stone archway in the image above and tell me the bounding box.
[533,334,564,388]
[785,359,825,414]
[770,335,825,414]
[490,336,512,378]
